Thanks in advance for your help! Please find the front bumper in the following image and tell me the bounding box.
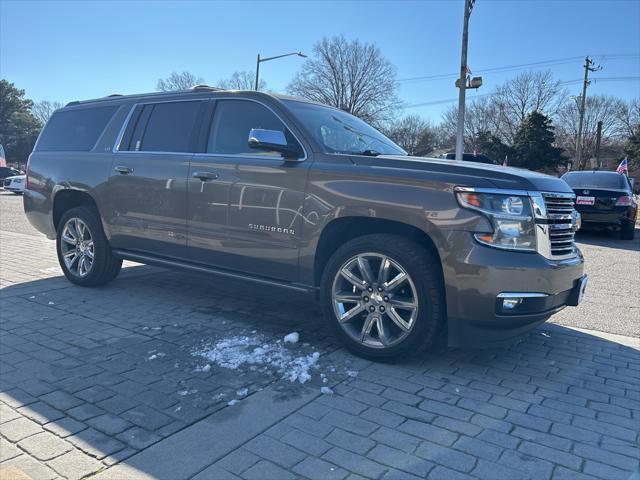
[443,231,585,347]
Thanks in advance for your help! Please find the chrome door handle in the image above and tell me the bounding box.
[114,166,134,175]
[192,171,219,181]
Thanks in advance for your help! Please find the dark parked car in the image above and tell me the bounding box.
[561,170,638,240]
[444,152,497,164]
[24,87,586,358]
[0,166,22,180]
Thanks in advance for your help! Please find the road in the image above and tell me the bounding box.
[1,190,639,480]
[2,190,637,337]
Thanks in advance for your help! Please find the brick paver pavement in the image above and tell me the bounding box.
[1,223,639,479]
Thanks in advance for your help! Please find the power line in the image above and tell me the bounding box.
[403,76,640,109]
[398,54,640,84]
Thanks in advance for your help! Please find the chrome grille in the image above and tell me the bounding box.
[542,193,576,258]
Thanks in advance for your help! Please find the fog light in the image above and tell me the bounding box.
[502,298,522,310]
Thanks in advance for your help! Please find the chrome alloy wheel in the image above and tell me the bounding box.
[60,218,95,278]
[331,253,419,348]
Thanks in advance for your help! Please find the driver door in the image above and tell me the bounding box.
[187,98,311,281]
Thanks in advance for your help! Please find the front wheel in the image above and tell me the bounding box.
[56,206,122,287]
[320,234,446,359]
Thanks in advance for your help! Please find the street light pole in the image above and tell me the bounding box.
[455,0,473,162]
[254,51,307,91]
[255,54,261,91]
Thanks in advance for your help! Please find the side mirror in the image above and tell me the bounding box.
[248,129,302,161]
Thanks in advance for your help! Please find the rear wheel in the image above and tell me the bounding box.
[621,221,635,240]
[320,234,445,359]
[56,206,122,286]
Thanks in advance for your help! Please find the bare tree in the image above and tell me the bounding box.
[441,97,502,150]
[156,71,205,91]
[555,95,626,162]
[385,115,435,155]
[217,71,265,91]
[287,36,401,126]
[613,98,640,138]
[494,70,567,143]
[31,100,64,125]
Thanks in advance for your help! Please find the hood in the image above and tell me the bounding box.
[369,155,573,194]
[5,175,25,181]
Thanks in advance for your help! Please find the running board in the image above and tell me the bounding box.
[112,249,316,294]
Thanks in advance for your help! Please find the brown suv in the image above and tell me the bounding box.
[24,87,587,358]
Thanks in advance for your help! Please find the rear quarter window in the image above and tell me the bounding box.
[36,105,118,152]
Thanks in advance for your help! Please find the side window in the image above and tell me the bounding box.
[126,101,202,153]
[36,105,118,151]
[207,100,300,156]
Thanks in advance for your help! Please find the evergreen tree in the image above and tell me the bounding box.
[474,131,512,164]
[512,111,564,171]
[623,130,640,170]
[0,80,42,166]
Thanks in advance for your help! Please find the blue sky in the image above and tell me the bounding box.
[1,0,639,123]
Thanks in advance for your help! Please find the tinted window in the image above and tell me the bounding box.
[208,100,299,156]
[562,172,629,190]
[37,106,118,151]
[136,101,202,152]
[0,167,20,178]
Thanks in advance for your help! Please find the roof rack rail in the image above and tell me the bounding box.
[106,94,123,97]
[191,84,223,92]
[66,101,80,106]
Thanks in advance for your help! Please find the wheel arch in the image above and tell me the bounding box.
[52,188,101,232]
[313,216,444,288]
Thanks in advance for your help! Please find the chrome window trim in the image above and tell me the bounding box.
[112,104,137,153]
[112,97,307,161]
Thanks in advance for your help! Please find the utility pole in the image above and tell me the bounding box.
[455,0,474,162]
[595,120,603,169]
[576,56,602,170]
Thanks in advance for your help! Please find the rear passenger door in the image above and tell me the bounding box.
[105,100,206,260]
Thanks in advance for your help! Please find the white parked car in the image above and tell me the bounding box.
[3,175,26,194]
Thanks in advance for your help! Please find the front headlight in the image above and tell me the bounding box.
[455,189,537,252]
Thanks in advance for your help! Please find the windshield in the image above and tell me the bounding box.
[562,172,630,190]
[284,100,406,156]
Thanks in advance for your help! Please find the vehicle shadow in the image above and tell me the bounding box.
[1,267,639,478]
[575,229,640,252]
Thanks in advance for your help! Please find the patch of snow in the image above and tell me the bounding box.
[320,387,334,395]
[47,301,55,305]
[193,335,321,384]
[347,370,359,378]
[227,399,239,406]
[236,388,248,397]
[148,354,158,360]
[174,406,182,412]
[194,364,211,373]
[29,296,35,299]
[177,389,198,396]
[284,332,299,344]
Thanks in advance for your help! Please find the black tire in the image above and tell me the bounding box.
[320,234,446,360]
[56,206,122,287]
[621,222,635,240]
